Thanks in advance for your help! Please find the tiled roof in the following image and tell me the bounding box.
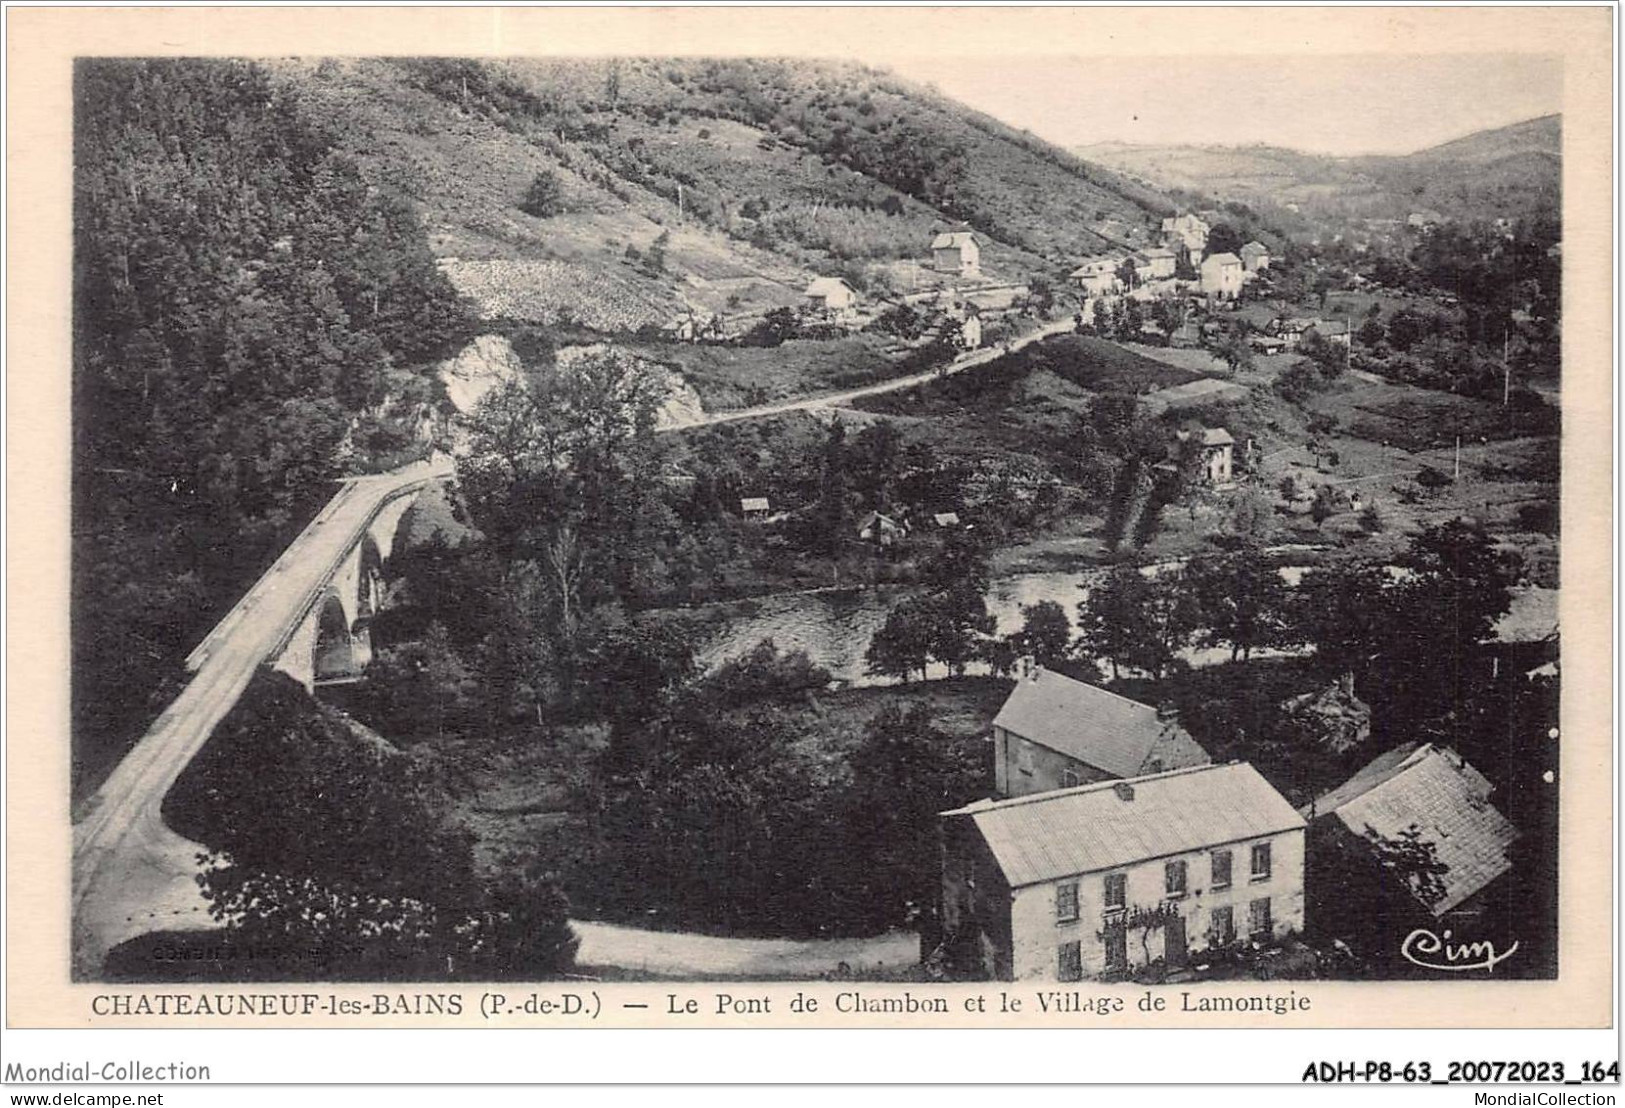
[946,762,1304,887]
[932,232,978,249]
[991,669,1208,779]
[1305,744,1519,915]
[1203,252,1242,267]
[1201,428,1235,447]
[1240,241,1269,257]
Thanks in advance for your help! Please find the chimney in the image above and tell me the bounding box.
[1156,702,1180,723]
[1113,782,1136,802]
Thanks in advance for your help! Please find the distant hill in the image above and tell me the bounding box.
[267,58,1177,330]
[1078,115,1560,230]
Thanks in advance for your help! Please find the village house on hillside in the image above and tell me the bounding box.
[1279,673,1371,754]
[1199,252,1245,300]
[856,509,909,546]
[939,762,1307,981]
[1239,241,1271,272]
[931,231,981,278]
[1302,743,1519,927]
[991,668,1211,798]
[1161,212,1211,258]
[804,276,857,320]
[1141,245,1178,280]
[1070,255,1122,297]
[1180,426,1235,485]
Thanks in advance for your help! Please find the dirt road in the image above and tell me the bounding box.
[666,317,1078,430]
[573,920,920,979]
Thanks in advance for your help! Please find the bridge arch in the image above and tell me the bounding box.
[356,534,385,623]
[312,589,356,684]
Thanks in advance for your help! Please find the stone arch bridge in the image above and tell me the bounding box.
[71,457,454,976]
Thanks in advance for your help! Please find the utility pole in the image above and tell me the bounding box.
[677,182,684,224]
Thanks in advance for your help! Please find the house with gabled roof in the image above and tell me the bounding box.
[1239,241,1271,272]
[939,762,1306,980]
[931,231,981,277]
[991,668,1210,797]
[1303,743,1519,921]
[803,276,858,319]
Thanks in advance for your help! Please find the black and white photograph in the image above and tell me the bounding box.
[21,8,1605,1042]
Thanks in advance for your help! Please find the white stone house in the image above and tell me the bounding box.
[940,762,1307,981]
[931,231,981,277]
[1070,256,1124,297]
[1199,252,1245,299]
[804,276,858,319]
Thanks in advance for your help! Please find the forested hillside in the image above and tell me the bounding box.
[73,59,475,793]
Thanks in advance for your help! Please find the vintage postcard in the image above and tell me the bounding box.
[4,5,1614,1038]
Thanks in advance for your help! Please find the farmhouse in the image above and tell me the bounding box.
[1141,246,1178,280]
[1069,256,1124,297]
[856,509,908,546]
[1199,252,1245,300]
[804,276,858,318]
[1239,241,1271,272]
[931,231,981,277]
[1161,212,1211,257]
[940,762,1307,981]
[1302,743,1519,920]
[1190,426,1235,485]
[991,668,1211,798]
[739,496,770,518]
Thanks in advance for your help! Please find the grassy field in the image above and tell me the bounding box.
[625,335,902,411]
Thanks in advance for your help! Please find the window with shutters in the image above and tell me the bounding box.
[1103,872,1126,914]
[1058,941,1083,982]
[1165,859,1188,898]
[1210,905,1235,947]
[1055,881,1079,923]
[1249,897,1272,938]
[1211,849,1233,889]
[1250,841,1272,881]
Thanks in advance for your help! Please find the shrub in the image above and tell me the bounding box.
[518,170,565,218]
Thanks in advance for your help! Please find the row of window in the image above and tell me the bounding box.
[1055,842,1273,922]
[1056,898,1273,980]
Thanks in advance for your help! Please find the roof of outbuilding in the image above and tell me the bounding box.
[990,669,1207,779]
[805,276,853,297]
[932,232,978,249]
[945,762,1304,887]
[1240,241,1270,256]
[1201,428,1236,447]
[1304,743,1519,915]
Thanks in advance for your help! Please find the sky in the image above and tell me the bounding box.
[882,54,1562,157]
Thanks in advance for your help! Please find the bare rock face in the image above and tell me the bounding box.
[1280,672,1372,755]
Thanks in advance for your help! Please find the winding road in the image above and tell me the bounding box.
[666,316,1078,429]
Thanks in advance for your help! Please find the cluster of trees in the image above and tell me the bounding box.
[588,655,984,936]
[868,518,1521,708]
[73,59,474,793]
[865,534,996,681]
[162,673,577,980]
